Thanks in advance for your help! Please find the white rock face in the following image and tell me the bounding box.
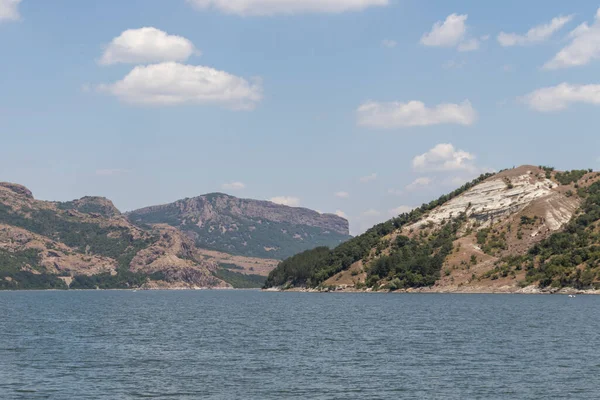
[409,173,571,230]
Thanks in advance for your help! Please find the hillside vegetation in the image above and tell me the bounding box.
[265,166,600,293]
[265,173,493,288]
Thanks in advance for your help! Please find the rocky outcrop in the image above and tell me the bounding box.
[0,183,33,199]
[57,196,121,218]
[129,224,226,287]
[0,224,118,276]
[408,166,578,232]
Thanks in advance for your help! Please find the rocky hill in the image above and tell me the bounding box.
[127,193,351,259]
[265,166,600,293]
[0,183,349,290]
[0,182,228,290]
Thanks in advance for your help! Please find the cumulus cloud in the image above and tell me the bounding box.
[97,62,262,109]
[381,39,397,48]
[335,191,349,198]
[389,205,414,216]
[498,15,573,47]
[222,181,246,191]
[100,27,198,65]
[0,0,21,22]
[544,9,600,69]
[357,100,476,128]
[270,196,300,207]
[359,173,377,183]
[334,210,348,219]
[412,143,477,172]
[406,177,433,191]
[186,0,388,16]
[420,13,485,52]
[522,83,600,112]
[421,13,468,47]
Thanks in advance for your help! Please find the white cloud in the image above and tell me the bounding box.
[498,15,573,47]
[97,62,262,109]
[96,169,129,176]
[387,188,403,196]
[186,0,388,16]
[359,173,377,183]
[544,9,600,69]
[357,100,476,128]
[522,83,600,112]
[100,27,198,66]
[389,205,414,216]
[334,210,348,219]
[270,196,300,207]
[421,13,468,47]
[222,181,246,191]
[406,177,433,191]
[412,143,477,172]
[421,13,484,52]
[335,191,349,198]
[0,0,21,22]
[381,39,397,48]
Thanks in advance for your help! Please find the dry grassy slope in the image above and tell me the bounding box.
[0,223,118,276]
[193,248,279,276]
[0,183,228,288]
[325,166,600,291]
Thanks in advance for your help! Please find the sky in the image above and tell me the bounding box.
[2,0,600,235]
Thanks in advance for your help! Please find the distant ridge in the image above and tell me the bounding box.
[127,192,351,260]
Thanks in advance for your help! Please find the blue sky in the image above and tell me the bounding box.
[2,0,600,234]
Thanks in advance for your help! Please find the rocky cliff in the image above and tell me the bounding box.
[266,166,600,293]
[127,193,351,259]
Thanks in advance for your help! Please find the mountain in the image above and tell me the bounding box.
[0,182,229,290]
[127,193,351,259]
[0,183,348,290]
[265,166,600,293]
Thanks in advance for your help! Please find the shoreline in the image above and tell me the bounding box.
[1,286,598,294]
[262,285,600,295]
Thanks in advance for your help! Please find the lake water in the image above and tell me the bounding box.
[0,291,598,399]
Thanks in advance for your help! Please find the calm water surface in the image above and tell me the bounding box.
[0,290,598,399]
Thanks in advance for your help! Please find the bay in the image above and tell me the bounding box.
[0,291,598,399]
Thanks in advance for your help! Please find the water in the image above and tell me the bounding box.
[0,291,598,399]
